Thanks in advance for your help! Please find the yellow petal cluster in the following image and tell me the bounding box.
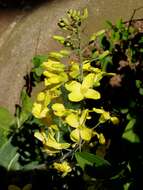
[93,108,119,124]
[70,126,92,142]
[65,110,93,142]
[42,59,68,87]
[35,130,70,155]
[32,102,49,119]
[43,71,68,87]
[32,91,52,119]
[65,73,101,102]
[53,161,72,176]
[52,103,66,117]
[42,59,65,72]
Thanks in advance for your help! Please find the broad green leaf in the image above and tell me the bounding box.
[0,139,20,170]
[122,129,139,143]
[0,139,38,170]
[75,152,111,170]
[122,119,139,143]
[0,107,15,147]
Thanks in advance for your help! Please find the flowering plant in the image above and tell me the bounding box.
[31,8,119,176]
[1,8,142,190]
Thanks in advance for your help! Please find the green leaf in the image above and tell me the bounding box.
[135,80,141,88]
[123,183,130,190]
[23,184,32,190]
[113,31,121,41]
[122,119,139,143]
[139,37,143,43]
[32,55,48,68]
[19,90,33,125]
[0,139,20,170]
[0,107,15,147]
[116,19,124,30]
[8,185,21,190]
[139,88,143,95]
[33,67,43,77]
[75,151,111,170]
[106,20,113,29]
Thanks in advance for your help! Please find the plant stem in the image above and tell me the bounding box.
[77,26,83,82]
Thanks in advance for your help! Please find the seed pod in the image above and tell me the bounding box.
[53,35,65,44]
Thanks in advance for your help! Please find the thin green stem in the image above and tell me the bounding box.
[77,26,83,82]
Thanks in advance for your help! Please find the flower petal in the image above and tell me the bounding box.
[70,129,80,142]
[52,103,66,117]
[68,91,84,102]
[65,113,79,128]
[79,110,88,126]
[80,127,92,141]
[99,133,106,144]
[32,103,42,118]
[37,92,45,101]
[65,81,81,92]
[82,73,95,90]
[93,108,104,114]
[85,89,101,100]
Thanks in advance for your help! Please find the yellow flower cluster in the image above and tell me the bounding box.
[31,8,120,176]
[32,54,119,151]
[35,129,70,155]
[53,161,72,177]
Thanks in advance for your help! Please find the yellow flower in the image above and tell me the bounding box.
[42,59,65,72]
[65,73,101,102]
[99,133,106,144]
[43,71,68,87]
[32,102,49,119]
[69,62,80,78]
[65,109,88,128]
[65,113,79,128]
[65,110,92,142]
[70,126,92,142]
[52,103,66,117]
[49,52,64,60]
[53,161,72,176]
[34,130,70,155]
[111,117,119,125]
[93,108,119,124]
[83,61,101,74]
[37,92,45,101]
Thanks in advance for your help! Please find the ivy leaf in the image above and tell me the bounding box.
[0,107,15,148]
[75,151,111,170]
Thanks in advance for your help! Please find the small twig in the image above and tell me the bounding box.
[127,6,143,30]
